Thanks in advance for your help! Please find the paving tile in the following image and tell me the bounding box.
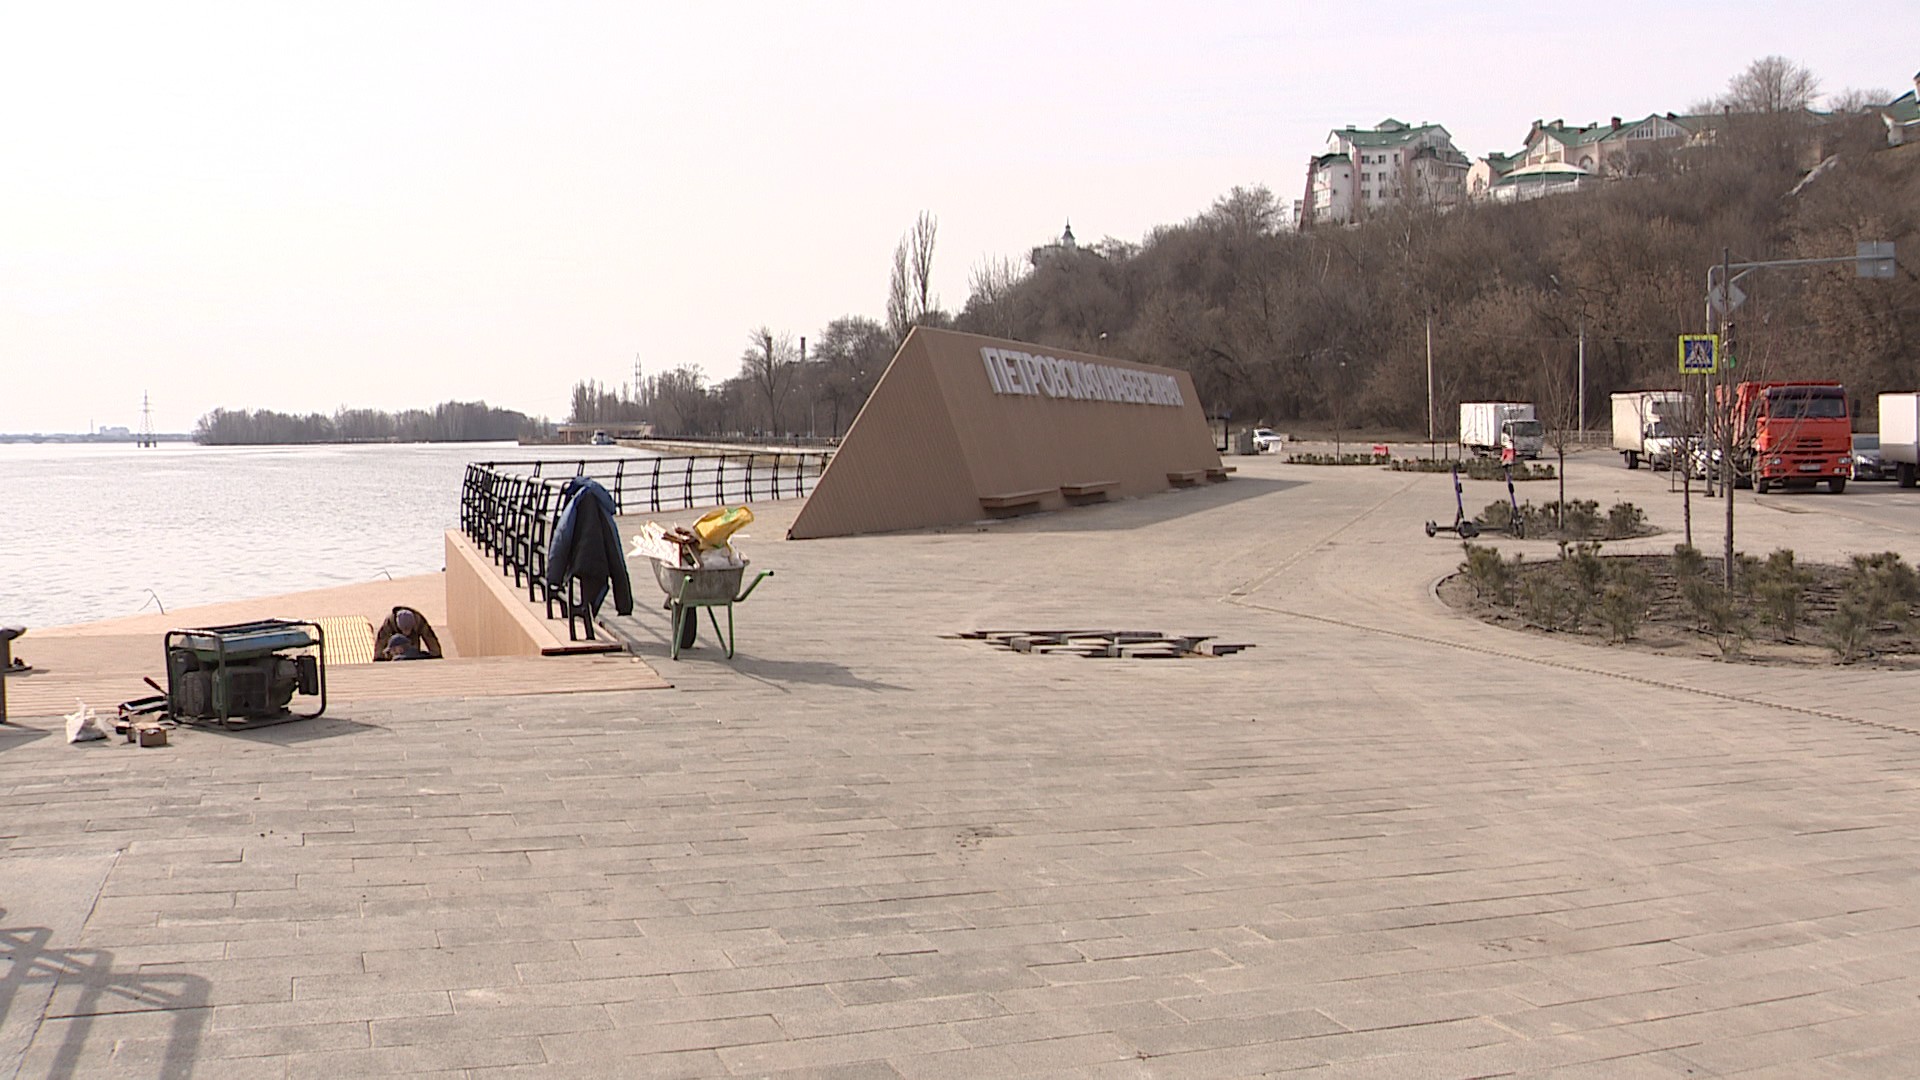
[214,991,453,1031]
[369,1003,611,1046]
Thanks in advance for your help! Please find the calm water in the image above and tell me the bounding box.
[0,442,640,629]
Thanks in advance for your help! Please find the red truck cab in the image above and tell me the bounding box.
[1728,381,1852,494]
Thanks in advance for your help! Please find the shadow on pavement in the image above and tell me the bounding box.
[179,715,385,744]
[721,656,907,692]
[1000,477,1303,534]
[0,911,211,1079]
[0,723,52,751]
[597,610,904,692]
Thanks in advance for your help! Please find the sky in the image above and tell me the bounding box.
[1,2,1911,434]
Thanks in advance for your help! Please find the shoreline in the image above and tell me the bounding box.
[35,571,451,646]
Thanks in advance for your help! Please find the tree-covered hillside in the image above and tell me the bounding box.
[955,113,1918,432]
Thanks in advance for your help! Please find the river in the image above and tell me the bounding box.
[0,441,641,629]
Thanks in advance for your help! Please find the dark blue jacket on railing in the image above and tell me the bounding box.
[544,477,633,616]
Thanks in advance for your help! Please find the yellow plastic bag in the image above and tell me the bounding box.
[693,505,754,549]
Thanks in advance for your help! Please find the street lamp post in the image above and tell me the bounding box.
[1335,359,1347,459]
[1547,274,1588,439]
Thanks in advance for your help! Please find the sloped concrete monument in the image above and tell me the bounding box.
[788,328,1224,539]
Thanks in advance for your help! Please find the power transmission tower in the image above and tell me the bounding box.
[140,392,155,448]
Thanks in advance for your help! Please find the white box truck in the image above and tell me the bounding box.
[1459,402,1543,459]
[1878,392,1920,488]
[1611,390,1690,470]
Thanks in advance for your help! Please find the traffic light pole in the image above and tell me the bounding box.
[1703,242,1896,589]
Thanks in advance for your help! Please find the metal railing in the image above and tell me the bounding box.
[459,452,827,640]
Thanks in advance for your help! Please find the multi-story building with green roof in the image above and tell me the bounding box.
[1468,113,1708,203]
[1878,73,1919,146]
[1299,119,1469,226]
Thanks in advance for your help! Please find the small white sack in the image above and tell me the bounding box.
[696,546,744,570]
[65,700,107,744]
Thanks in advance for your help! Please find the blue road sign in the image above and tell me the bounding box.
[1678,334,1719,375]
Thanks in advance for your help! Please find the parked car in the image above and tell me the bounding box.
[1851,433,1886,481]
[1251,428,1285,452]
[1683,438,1722,480]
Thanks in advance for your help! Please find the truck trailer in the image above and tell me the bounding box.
[1878,392,1920,488]
[1459,402,1543,459]
[1610,390,1690,470]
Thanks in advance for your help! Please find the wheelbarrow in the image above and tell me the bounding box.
[648,557,773,660]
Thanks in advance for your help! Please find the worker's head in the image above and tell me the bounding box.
[395,609,418,634]
[388,634,412,656]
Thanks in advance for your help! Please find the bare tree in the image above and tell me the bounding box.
[740,326,799,436]
[811,315,892,436]
[964,255,1027,337]
[886,211,940,344]
[1826,87,1895,113]
[1535,346,1580,530]
[653,365,706,436]
[1201,185,1280,237]
[909,211,938,321]
[885,242,912,345]
[1722,56,1820,113]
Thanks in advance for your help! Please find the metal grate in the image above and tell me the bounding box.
[311,616,376,665]
[955,629,1253,659]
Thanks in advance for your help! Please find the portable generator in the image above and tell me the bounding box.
[165,620,327,727]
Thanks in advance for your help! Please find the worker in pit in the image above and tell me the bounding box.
[374,606,442,661]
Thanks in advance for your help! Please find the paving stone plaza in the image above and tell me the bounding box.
[5,454,1920,1078]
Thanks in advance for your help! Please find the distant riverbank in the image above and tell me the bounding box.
[0,434,191,444]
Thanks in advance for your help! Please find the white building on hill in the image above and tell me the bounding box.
[1300,119,1469,226]
[1879,72,1920,146]
[1470,113,1709,202]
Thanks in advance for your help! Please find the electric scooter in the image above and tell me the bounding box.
[1501,465,1525,538]
[1425,465,1480,538]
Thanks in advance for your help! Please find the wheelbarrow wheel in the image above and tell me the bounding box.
[671,603,698,650]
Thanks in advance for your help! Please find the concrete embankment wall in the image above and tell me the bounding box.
[444,530,558,658]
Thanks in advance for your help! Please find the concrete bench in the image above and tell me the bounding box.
[1167,470,1206,486]
[1206,466,1235,481]
[978,489,1051,512]
[1059,480,1117,501]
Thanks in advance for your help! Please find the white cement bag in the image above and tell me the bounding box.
[65,701,107,744]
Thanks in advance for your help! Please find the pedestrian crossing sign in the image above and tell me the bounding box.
[1678,334,1719,374]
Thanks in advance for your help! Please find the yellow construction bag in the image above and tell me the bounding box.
[693,505,754,549]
